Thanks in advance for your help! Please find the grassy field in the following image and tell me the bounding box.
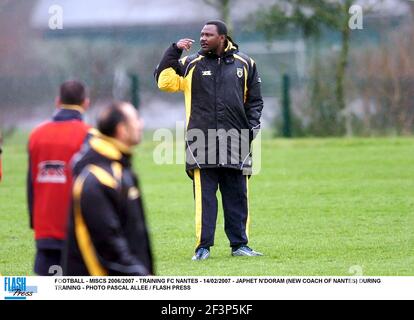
[0,132,413,276]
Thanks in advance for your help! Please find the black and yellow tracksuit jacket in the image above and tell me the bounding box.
[155,39,263,175]
[62,133,153,276]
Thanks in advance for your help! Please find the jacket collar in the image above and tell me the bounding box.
[53,105,84,122]
[61,104,85,113]
[200,39,238,59]
[224,39,238,53]
[89,131,132,165]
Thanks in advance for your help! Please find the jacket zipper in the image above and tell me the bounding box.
[214,58,220,131]
[216,57,221,164]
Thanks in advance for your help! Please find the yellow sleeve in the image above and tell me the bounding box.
[157,67,186,93]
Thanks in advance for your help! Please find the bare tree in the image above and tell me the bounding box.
[255,0,387,136]
[350,25,414,135]
[202,0,233,35]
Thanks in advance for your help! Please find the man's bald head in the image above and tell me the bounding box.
[97,101,143,147]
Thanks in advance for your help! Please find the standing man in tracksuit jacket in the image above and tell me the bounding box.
[27,80,90,275]
[155,20,264,260]
[63,102,153,276]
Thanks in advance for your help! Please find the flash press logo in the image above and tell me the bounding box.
[4,277,37,300]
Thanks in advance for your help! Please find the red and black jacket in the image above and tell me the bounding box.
[27,106,89,250]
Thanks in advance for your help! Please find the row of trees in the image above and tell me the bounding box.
[207,0,414,136]
[1,0,412,137]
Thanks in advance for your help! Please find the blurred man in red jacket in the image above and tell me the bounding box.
[28,80,90,275]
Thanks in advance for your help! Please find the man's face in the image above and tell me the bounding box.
[200,24,222,53]
[120,103,144,147]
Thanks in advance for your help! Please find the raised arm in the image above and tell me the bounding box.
[155,39,194,93]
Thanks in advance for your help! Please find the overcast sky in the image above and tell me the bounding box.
[31,0,411,28]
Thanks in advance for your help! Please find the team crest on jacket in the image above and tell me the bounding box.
[37,160,66,183]
[128,187,140,200]
[237,68,243,78]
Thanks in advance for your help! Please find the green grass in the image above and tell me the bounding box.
[1,132,413,276]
